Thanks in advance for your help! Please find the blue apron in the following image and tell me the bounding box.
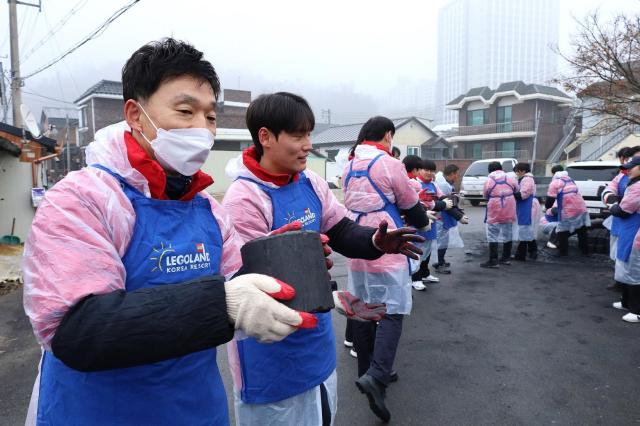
[37,164,228,426]
[234,172,336,404]
[419,180,438,240]
[556,178,579,222]
[344,154,404,228]
[516,176,535,226]
[616,194,640,262]
[484,176,515,223]
[611,174,630,238]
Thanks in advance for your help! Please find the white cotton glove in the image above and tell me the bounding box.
[427,211,438,222]
[460,215,470,225]
[224,274,317,343]
[444,198,454,209]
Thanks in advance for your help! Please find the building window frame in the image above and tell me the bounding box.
[407,146,420,156]
[497,106,512,132]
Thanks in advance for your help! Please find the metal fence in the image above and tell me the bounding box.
[481,150,530,160]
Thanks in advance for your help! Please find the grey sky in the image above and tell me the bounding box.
[0,0,637,124]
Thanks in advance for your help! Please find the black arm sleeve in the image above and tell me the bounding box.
[51,277,234,372]
[432,200,447,211]
[545,196,556,209]
[609,204,633,218]
[325,217,383,260]
[447,206,465,221]
[401,202,429,229]
[605,193,620,204]
[513,192,523,201]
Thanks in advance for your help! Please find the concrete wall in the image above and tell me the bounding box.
[0,153,35,241]
[201,150,326,194]
[393,120,432,149]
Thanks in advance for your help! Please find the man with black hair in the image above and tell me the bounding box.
[481,161,518,268]
[405,157,454,288]
[513,162,540,261]
[223,94,425,425]
[433,164,468,273]
[546,164,590,256]
[22,39,321,426]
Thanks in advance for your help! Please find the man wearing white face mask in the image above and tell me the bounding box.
[22,38,317,426]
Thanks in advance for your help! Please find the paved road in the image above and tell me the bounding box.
[1,206,639,425]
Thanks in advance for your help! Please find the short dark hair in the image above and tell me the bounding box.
[402,155,423,173]
[629,146,640,157]
[513,162,531,173]
[423,159,437,171]
[245,92,315,157]
[443,164,459,176]
[616,147,631,159]
[488,161,502,173]
[351,116,396,154]
[122,38,220,102]
[391,146,401,158]
[551,164,564,174]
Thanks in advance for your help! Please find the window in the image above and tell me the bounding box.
[472,143,482,159]
[497,106,512,132]
[467,109,488,126]
[407,146,420,156]
[78,106,88,129]
[498,141,516,157]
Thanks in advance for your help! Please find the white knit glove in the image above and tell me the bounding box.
[444,198,454,209]
[224,274,317,343]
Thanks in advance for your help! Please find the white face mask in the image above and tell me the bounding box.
[138,103,215,176]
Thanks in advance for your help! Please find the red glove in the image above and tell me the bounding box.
[270,221,303,236]
[372,221,425,260]
[419,189,434,203]
[333,291,386,321]
[320,234,334,270]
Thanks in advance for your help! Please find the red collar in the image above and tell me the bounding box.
[124,131,213,200]
[361,141,392,156]
[348,141,392,160]
[242,146,299,186]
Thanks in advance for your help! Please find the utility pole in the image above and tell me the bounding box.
[8,0,41,128]
[322,109,332,125]
[8,0,22,128]
[65,114,71,173]
[531,101,541,172]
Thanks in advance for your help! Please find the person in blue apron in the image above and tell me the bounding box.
[342,116,431,423]
[545,165,590,256]
[23,40,314,426]
[513,162,540,261]
[608,156,640,323]
[602,147,640,263]
[223,96,425,425]
[405,157,453,289]
[481,162,518,268]
[433,164,469,274]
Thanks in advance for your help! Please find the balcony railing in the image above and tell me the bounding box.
[452,119,535,137]
[482,150,530,160]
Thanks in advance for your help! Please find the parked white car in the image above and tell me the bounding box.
[565,161,620,219]
[460,158,518,206]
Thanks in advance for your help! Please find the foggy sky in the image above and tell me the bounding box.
[0,0,637,124]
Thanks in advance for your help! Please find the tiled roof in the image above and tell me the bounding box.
[74,80,123,103]
[446,81,572,107]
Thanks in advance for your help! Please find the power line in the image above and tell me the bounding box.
[22,0,140,80]
[22,89,75,105]
[21,0,89,63]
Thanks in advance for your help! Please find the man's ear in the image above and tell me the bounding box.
[124,100,143,133]
[258,127,273,151]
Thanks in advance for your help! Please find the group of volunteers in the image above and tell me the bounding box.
[19,37,640,426]
[22,39,427,425]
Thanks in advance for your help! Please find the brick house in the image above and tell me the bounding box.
[75,80,124,146]
[445,81,574,173]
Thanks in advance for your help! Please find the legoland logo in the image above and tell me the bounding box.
[150,241,210,273]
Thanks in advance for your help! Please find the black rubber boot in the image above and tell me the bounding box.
[528,240,538,260]
[577,227,590,255]
[500,242,512,264]
[356,374,390,423]
[556,231,569,256]
[481,243,499,268]
[514,241,527,261]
